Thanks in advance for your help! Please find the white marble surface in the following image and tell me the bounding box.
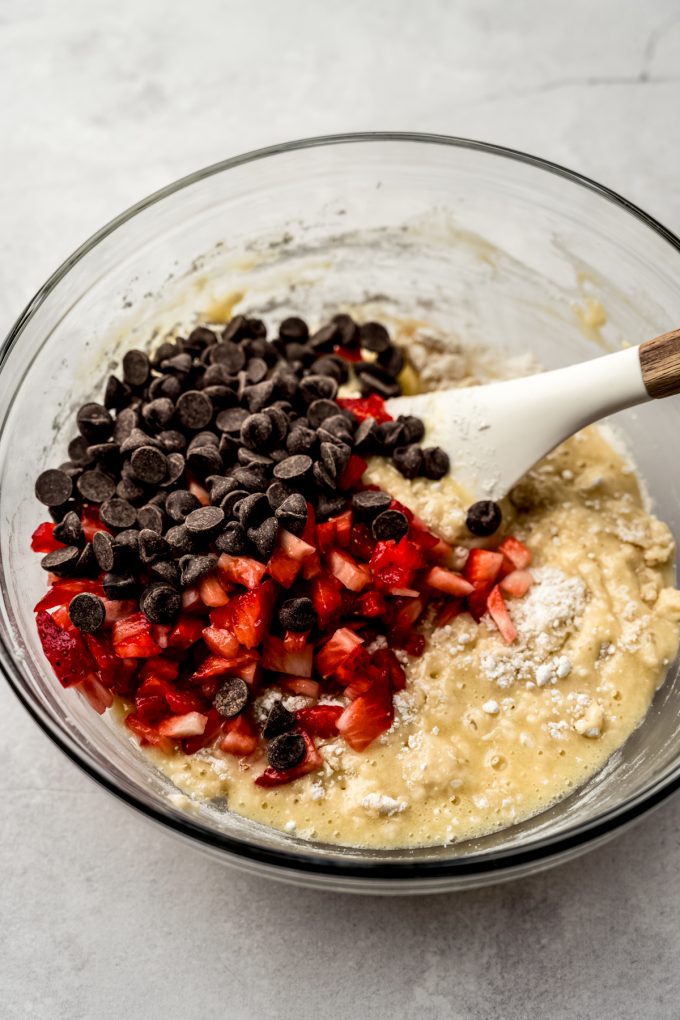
[3,1,680,1016]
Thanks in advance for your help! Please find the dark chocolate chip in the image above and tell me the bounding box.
[397,414,425,444]
[359,321,391,353]
[267,481,293,511]
[316,493,347,521]
[220,488,251,517]
[130,445,167,484]
[152,341,178,368]
[204,384,238,408]
[248,517,278,559]
[179,553,217,587]
[278,596,316,632]
[352,416,379,454]
[75,541,99,578]
[188,326,218,348]
[112,529,140,569]
[265,406,290,445]
[207,476,240,505]
[142,397,175,431]
[176,390,214,430]
[351,489,392,521]
[221,315,248,343]
[115,477,146,505]
[422,446,450,480]
[214,677,249,718]
[238,448,273,469]
[273,454,313,482]
[136,504,165,534]
[99,497,137,531]
[245,357,268,385]
[67,435,93,465]
[185,505,225,537]
[68,592,105,633]
[274,492,308,535]
[113,407,140,445]
[160,352,192,376]
[267,732,306,771]
[87,442,121,473]
[76,402,113,443]
[48,499,79,523]
[103,572,138,600]
[236,492,269,529]
[309,321,339,353]
[377,345,405,378]
[372,509,409,542]
[321,414,354,442]
[262,700,296,738]
[151,560,181,586]
[92,531,116,572]
[138,528,171,564]
[122,349,151,388]
[216,407,249,434]
[332,313,359,348]
[35,469,73,507]
[306,399,339,428]
[465,500,502,537]
[140,582,181,625]
[312,461,336,491]
[243,380,275,412]
[104,375,130,410]
[120,428,163,455]
[165,524,197,555]
[210,341,246,373]
[300,374,338,403]
[359,371,401,399]
[40,546,81,576]
[187,444,223,478]
[158,429,187,453]
[52,511,84,547]
[375,420,406,453]
[286,426,317,456]
[229,467,266,492]
[203,363,234,387]
[160,452,186,487]
[320,441,351,480]
[149,375,182,402]
[77,470,116,503]
[313,355,349,385]
[272,368,299,401]
[214,520,247,555]
[279,316,309,343]
[241,412,273,451]
[392,444,424,480]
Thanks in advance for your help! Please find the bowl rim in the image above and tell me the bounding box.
[3,130,680,882]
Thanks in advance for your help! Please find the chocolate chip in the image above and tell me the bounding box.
[279,316,309,343]
[165,525,197,555]
[422,446,450,480]
[392,444,424,480]
[207,476,239,505]
[332,313,359,348]
[265,406,290,446]
[375,420,406,453]
[274,492,308,535]
[40,546,81,576]
[230,467,266,492]
[76,402,113,443]
[278,596,316,632]
[238,448,273,469]
[140,582,181,624]
[243,380,275,412]
[316,493,347,521]
[99,497,137,531]
[113,408,140,445]
[262,700,296,738]
[372,509,409,542]
[157,430,187,454]
[67,435,93,465]
[267,732,306,771]
[306,399,338,428]
[272,367,299,401]
[245,317,267,340]
[309,321,339,353]
[352,417,380,454]
[92,531,116,572]
[221,315,248,343]
[321,414,354,442]
[286,426,317,456]
[312,461,336,491]
[377,345,405,378]
[351,489,392,521]
[138,528,170,564]
[359,371,400,399]
[397,414,425,444]
[465,500,502,537]
[215,520,247,555]
[120,428,162,455]
[160,352,192,376]
[216,407,249,434]
[188,325,218,348]
[77,470,116,503]
[103,573,138,600]
[87,442,121,473]
[48,499,79,523]
[300,374,338,403]
[210,341,246,373]
[165,489,200,523]
[130,445,167,484]
[151,560,181,586]
[116,477,146,505]
[104,375,129,410]
[241,412,273,451]
[176,390,213,431]
[204,385,237,408]
[273,454,312,482]
[320,441,351,480]
[187,444,222,477]
[112,529,140,569]
[245,357,268,385]
[141,398,175,431]
[179,553,217,587]
[75,541,99,578]
[267,481,293,511]
[248,517,278,559]
[220,488,250,517]
[359,321,391,353]
[136,504,165,534]
[52,511,84,547]
[313,355,349,385]
[152,341,177,368]
[236,492,269,529]
[35,469,73,507]
[185,505,225,537]
[122,349,151,387]
[149,375,182,402]
[68,592,105,633]
[214,677,249,718]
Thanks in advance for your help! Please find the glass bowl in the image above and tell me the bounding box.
[3,133,680,894]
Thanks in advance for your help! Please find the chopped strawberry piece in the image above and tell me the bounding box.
[202,625,241,659]
[370,538,423,592]
[302,551,322,580]
[158,711,208,739]
[263,635,314,677]
[301,502,317,547]
[34,579,105,612]
[464,548,504,587]
[31,521,63,553]
[333,509,353,547]
[168,614,205,649]
[266,548,302,588]
[139,656,180,683]
[316,519,337,553]
[83,631,119,687]
[309,572,342,630]
[181,586,207,614]
[348,521,376,561]
[283,630,311,653]
[189,652,259,684]
[337,394,392,423]
[467,583,493,621]
[112,613,162,659]
[343,675,374,700]
[353,589,387,618]
[336,672,393,751]
[372,647,407,691]
[182,708,224,754]
[486,585,518,643]
[435,599,464,626]
[295,704,343,738]
[125,713,174,752]
[390,595,426,638]
[165,688,207,715]
[80,505,105,542]
[51,604,72,631]
[217,553,267,590]
[36,610,94,687]
[187,478,210,506]
[339,454,368,490]
[498,535,532,570]
[279,528,316,562]
[198,573,230,607]
[401,632,426,657]
[210,580,276,649]
[316,627,364,677]
[333,644,371,687]
[220,715,258,756]
[255,730,322,786]
[77,673,114,714]
[278,677,321,698]
[327,548,372,592]
[103,599,138,625]
[135,675,172,723]
[500,569,533,598]
[334,344,363,362]
[425,566,475,597]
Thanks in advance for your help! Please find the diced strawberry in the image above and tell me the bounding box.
[36,610,94,687]
[165,688,207,715]
[337,394,392,423]
[83,631,119,687]
[202,625,240,659]
[220,715,258,757]
[34,579,105,612]
[316,519,337,554]
[309,572,342,631]
[334,344,363,362]
[402,633,426,657]
[31,522,63,553]
[301,502,317,547]
[498,536,532,570]
[210,580,276,649]
[315,627,364,678]
[150,624,171,650]
[467,583,493,621]
[464,548,504,587]
[135,675,173,723]
[500,569,533,598]
[188,652,259,683]
[168,614,206,649]
[112,613,162,659]
[103,599,138,625]
[372,647,407,691]
[283,630,310,653]
[188,478,210,506]
[198,573,230,607]
[125,713,174,753]
[80,505,105,542]
[348,521,376,561]
[339,454,368,490]
[353,589,387,618]
[327,548,372,592]
[390,595,426,638]
[278,677,321,698]
[139,656,180,683]
[51,604,72,631]
[370,538,423,592]
[333,509,353,547]
[336,672,393,751]
[333,644,371,687]
[158,711,208,739]
[266,548,302,588]
[279,528,316,562]
[425,566,475,597]
[435,599,464,626]
[295,704,343,738]
[255,730,322,786]
[486,585,518,643]
[217,553,267,590]
[181,586,207,614]
[343,675,374,700]
[302,551,322,580]
[388,587,420,597]
[182,707,224,754]
[263,635,314,677]
[77,673,115,714]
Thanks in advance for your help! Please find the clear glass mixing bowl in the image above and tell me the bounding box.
[3,133,680,894]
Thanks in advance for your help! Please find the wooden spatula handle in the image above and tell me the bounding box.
[640,328,680,398]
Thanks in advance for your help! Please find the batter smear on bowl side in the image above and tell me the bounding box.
[31,313,680,848]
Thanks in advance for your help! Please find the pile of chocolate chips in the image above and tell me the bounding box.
[35,313,450,627]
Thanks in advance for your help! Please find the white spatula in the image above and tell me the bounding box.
[386,328,680,502]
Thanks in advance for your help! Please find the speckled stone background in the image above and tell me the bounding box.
[2,1,680,1017]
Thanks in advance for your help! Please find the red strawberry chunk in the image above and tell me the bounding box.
[500,569,533,598]
[159,711,208,739]
[139,656,180,683]
[315,627,364,678]
[353,589,387,618]
[337,394,392,423]
[31,522,63,553]
[425,566,474,597]
[198,573,230,607]
[302,551,322,580]
[165,688,207,715]
[80,505,105,542]
[279,528,316,562]
[336,673,393,751]
[435,599,464,627]
[372,647,407,691]
[348,521,375,561]
[181,586,207,615]
[125,713,174,752]
[467,583,493,622]
[103,599,138,625]
[134,675,172,723]
[333,509,353,547]
[168,614,205,650]
[339,454,368,490]
[255,730,322,786]
[283,630,311,653]
[266,548,302,588]
[295,704,343,738]
[327,548,372,592]
[263,635,314,677]
[202,625,240,659]
[464,548,504,587]
[309,572,342,630]
[112,613,162,658]
[278,677,321,699]
[370,538,423,592]
[217,553,267,590]
[486,585,518,643]
[210,580,276,649]
[189,652,259,684]
[390,595,426,639]
[316,519,337,553]
[36,610,95,687]
[83,631,119,688]
[182,707,224,754]
[220,715,258,757]
[78,673,114,714]
[498,536,532,570]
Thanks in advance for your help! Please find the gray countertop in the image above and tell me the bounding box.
[3,1,680,1016]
